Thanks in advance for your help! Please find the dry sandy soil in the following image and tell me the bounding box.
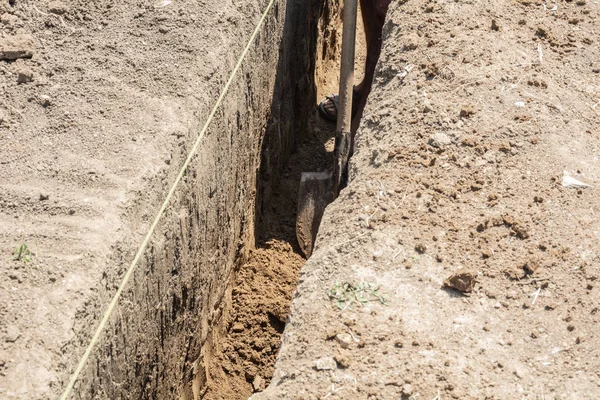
[0,0,301,398]
[2,0,600,399]
[254,0,600,399]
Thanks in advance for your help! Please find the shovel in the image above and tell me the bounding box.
[296,0,358,257]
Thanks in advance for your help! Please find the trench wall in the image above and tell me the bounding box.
[69,0,323,398]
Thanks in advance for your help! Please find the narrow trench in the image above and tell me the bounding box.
[198,4,367,399]
[200,112,336,400]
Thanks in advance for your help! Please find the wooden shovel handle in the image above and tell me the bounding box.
[333,0,358,195]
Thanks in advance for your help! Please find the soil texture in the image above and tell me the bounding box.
[254,0,600,398]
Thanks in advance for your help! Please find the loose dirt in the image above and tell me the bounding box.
[202,108,338,399]
[254,0,600,399]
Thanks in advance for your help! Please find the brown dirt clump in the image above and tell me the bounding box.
[203,241,304,399]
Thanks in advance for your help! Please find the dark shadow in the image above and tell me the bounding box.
[442,287,470,298]
[254,0,340,253]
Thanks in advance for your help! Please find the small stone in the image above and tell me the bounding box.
[402,384,413,396]
[252,375,265,392]
[459,103,476,118]
[335,333,353,349]
[536,25,550,39]
[428,132,452,149]
[39,95,52,107]
[491,19,500,31]
[531,329,540,339]
[443,268,478,293]
[68,209,76,215]
[48,0,69,15]
[423,99,434,113]
[523,258,540,274]
[5,325,20,343]
[498,141,511,153]
[158,25,170,34]
[414,243,427,254]
[0,34,36,60]
[231,323,244,333]
[481,247,492,259]
[39,194,50,201]
[17,67,34,84]
[314,356,337,371]
[334,352,352,368]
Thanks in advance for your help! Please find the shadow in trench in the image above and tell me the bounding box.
[254,0,340,252]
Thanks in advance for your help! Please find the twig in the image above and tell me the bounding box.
[517,277,550,285]
[531,287,541,305]
[32,4,48,15]
[323,384,345,398]
[332,231,369,249]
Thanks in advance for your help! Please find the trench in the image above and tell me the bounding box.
[197,5,368,398]
[73,0,364,398]
[198,13,348,400]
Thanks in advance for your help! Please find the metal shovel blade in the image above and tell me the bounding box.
[296,171,333,257]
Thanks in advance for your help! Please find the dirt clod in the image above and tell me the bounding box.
[314,356,337,371]
[0,34,35,60]
[16,67,33,84]
[459,103,476,118]
[48,0,68,15]
[252,375,265,392]
[443,268,478,293]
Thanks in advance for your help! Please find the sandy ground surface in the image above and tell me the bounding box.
[2,0,600,398]
[254,0,600,399]
[0,0,277,398]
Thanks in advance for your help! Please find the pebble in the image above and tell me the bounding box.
[5,325,20,342]
[314,356,337,371]
[252,375,265,392]
[335,333,353,349]
[39,95,52,107]
[428,132,452,149]
[402,384,413,396]
[39,194,50,201]
[17,67,34,84]
[334,352,352,368]
[423,99,434,113]
[459,103,476,118]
